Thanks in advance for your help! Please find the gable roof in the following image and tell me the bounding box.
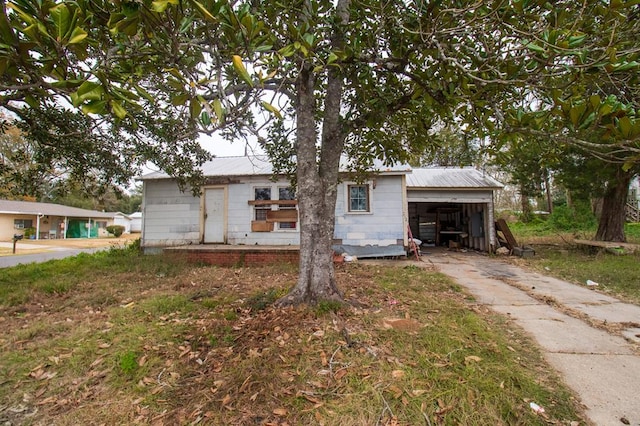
[406,168,503,189]
[140,155,412,180]
[0,199,115,219]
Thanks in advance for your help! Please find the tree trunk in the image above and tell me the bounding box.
[544,170,553,214]
[594,167,633,242]
[520,184,532,222]
[276,0,350,306]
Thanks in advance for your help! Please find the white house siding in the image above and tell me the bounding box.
[334,175,407,247]
[113,214,131,234]
[142,180,201,250]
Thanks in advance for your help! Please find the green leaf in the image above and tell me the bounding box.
[189,98,202,119]
[260,101,282,119]
[232,55,253,87]
[188,0,217,23]
[49,4,71,42]
[200,111,211,126]
[110,100,127,119]
[568,103,586,127]
[67,26,87,44]
[151,0,179,13]
[81,100,107,115]
[71,81,104,107]
[171,93,189,106]
[524,41,546,55]
[618,116,632,138]
[589,95,601,109]
[611,61,639,72]
[213,98,224,124]
[134,85,155,103]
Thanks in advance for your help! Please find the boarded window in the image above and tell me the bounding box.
[348,185,369,212]
[254,187,271,221]
[278,187,297,230]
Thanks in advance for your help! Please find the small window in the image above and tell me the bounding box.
[278,187,297,230]
[348,184,369,212]
[14,219,33,229]
[254,187,271,221]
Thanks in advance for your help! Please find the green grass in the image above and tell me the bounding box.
[510,222,640,303]
[0,249,587,425]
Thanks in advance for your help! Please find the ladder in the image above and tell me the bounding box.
[407,225,420,261]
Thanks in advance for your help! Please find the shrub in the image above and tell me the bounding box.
[547,202,596,231]
[106,225,125,237]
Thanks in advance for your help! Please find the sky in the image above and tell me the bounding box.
[198,134,264,158]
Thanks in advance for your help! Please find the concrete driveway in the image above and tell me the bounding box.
[421,251,640,426]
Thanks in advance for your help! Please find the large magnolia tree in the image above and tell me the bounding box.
[1,0,639,302]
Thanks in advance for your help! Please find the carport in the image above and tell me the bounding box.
[406,168,502,252]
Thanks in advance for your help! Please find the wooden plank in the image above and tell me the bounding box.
[251,221,273,232]
[495,219,518,250]
[575,239,638,253]
[266,209,298,222]
[248,200,298,206]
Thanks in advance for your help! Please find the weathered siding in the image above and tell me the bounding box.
[407,189,494,203]
[142,180,201,249]
[334,176,406,246]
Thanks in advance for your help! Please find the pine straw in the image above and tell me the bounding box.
[0,257,587,426]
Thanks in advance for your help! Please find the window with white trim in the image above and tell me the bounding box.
[348,184,370,212]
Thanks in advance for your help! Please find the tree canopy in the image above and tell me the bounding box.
[2,0,640,301]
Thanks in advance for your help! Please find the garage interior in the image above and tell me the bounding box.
[408,202,490,251]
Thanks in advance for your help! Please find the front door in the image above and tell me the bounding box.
[204,188,225,243]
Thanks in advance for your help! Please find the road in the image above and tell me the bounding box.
[0,236,135,268]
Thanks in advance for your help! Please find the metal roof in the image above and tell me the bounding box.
[0,199,115,218]
[406,167,503,189]
[140,155,412,180]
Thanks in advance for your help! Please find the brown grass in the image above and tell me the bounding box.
[0,256,588,425]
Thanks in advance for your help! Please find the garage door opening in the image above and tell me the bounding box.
[408,202,490,251]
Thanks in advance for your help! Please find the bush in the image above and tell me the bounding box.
[547,202,597,231]
[106,225,125,237]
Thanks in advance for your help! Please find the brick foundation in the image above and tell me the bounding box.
[164,247,299,267]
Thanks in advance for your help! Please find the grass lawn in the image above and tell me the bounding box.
[510,223,640,305]
[0,247,587,425]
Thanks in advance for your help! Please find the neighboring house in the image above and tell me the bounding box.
[129,212,143,233]
[139,156,503,255]
[0,199,115,241]
[113,212,132,234]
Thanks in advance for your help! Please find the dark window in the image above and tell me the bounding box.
[348,185,369,212]
[254,187,271,221]
[278,187,297,230]
[14,219,33,229]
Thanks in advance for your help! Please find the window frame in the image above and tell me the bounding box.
[253,186,272,221]
[14,218,33,229]
[347,183,372,213]
[277,186,297,230]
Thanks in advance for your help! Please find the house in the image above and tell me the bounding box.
[113,212,132,234]
[0,199,115,241]
[129,212,143,233]
[139,156,503,256]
